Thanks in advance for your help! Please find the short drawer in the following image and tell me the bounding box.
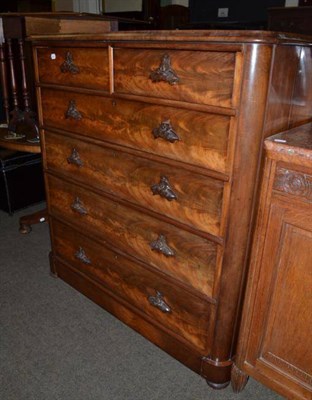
[36,47,109,90]
[113,48,236,108]
[45,131,224,236]
[40,88,231,173]
[47,174,218,297]
[51,219,214,351]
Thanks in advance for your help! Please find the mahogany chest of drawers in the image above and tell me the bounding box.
[31,30,312,390]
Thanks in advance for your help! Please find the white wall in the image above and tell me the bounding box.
[103,0,142,12]
[53,0,101,13]
[285,0,299,6]
[161,0,189,6]
[53,0,75,12]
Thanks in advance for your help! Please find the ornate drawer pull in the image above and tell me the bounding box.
[65,100,82,120]
[151,176,177,201]
[60,51,80,74]
[149,54,179,85]
[71,197,88,215]
[75,247,91,264]
[67,148,83,167]
[148,291,171,313]
[152,120,180,143]
[150,234,175,257]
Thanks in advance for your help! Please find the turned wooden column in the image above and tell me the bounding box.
[0,42,9,124]
[0,14,39,140]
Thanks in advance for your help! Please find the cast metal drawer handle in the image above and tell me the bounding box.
[60,51,80,74]
[65,100,82,120]
[149,54,179,85]
[71,197,88,215]
[151,176,177,201]
[67,148,83,167]
[150,234,175,257]
[152,120,180,143]
[148,290,171,313]
[75,247,91,264]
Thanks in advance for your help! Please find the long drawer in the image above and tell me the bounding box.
[47,174,218,297]
[40,88,231,173]
[51,219,214,351]
[36,47,109,90]
[113,48,237,108]
[45,130,224,236]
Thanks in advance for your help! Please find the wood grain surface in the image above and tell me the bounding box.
[36,47,109,90]
[40,88,231,173]
[52,219,214,351]
[47,174,218,297]
[44,130,224,236]
[113,48,236,108]
[32,31,312,390]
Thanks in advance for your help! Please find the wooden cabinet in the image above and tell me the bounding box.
[234,124,312,399]
[30,30,312,391]
[268,7,312,36]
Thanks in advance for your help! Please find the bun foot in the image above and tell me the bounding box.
[18,208,48,234]
[206,380,230,390]
[19,223,32,234]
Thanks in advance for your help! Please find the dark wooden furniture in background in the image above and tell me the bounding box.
[0,0,52,13]
[102,0,160,29]
[0,12,117,232]
[188,0,285,30]
[0,127,46,231]
[0,14,39,140]
[234,123,312,399]
[299,0,312,6]
[268,6,312,35]
[30,30,312,392]
[0,145,44,216]
[159,5,189,30]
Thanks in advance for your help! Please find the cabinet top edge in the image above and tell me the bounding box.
[28,29,312,46]
[265,123,312,162]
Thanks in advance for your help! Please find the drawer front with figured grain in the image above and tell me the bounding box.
[113,48,237,108]
[47,175,218,297]
[36,47,109,90]
[40,88,231,173]
[51,219,214,351]
[45,131,224,236]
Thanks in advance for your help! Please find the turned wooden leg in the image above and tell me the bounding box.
[19,208,48,234]
[18,38,40,141]
[0,43,10,124]
[231,363,249,393]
